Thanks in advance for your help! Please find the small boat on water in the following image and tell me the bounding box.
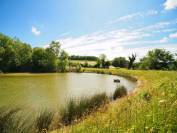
[114,79,120,83]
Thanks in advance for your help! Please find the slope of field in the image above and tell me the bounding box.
[70,60,97,65]
[52,68,177,133]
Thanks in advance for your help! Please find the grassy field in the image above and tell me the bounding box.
[51,68,177,133]
[70,60,97,65]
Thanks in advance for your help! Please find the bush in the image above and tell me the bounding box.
[113,86,127,100]
[76,63,82,72]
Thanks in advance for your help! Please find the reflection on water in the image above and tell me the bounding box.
[0,73,136,110]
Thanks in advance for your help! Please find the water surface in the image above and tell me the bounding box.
[0,73,136,110]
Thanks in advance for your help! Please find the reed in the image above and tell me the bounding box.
[60,93,108,125]
[113,86,127,100]
[35,110,54,133]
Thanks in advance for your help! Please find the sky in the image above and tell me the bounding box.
[0,0,177,59]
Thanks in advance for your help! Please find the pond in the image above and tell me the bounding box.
[0,73,136,110]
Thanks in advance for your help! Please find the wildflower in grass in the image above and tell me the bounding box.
[173,100,177,105]
[131,125,135,130]
[162,92,165,96]
[145,126,149,129]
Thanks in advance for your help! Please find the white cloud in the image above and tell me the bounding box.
[31,26,41,36]
[159,37,168,43]
[108,12,143,24]
[46,19,176,59]
[108,9,158,25]
[164,0,177,10]
[118,13,143,21]
[169,32,177,38]
[137,22,171,32]
[57,27,175,59]
[147,10,158,15]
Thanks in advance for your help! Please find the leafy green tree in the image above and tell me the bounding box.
[95,54,110,68]
[15,42,32,71]
[57,50,69,72]
[32,48,47,72]
[99,54,106,68]
[76,63,82,72]
[0,47,5,63]
[95,59,101,68]
[104,61,111,68]
[128,54,136,69]
[0,34,20,72]
[48,41,60,57]
[139,49,175,70]
[112,57,128,68]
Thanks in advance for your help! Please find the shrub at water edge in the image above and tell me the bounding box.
[113,86,127,100]
[60,93,108,125]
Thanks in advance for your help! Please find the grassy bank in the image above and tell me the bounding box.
[52,68,177,133]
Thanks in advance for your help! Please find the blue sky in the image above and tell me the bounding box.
[0,0,177,59]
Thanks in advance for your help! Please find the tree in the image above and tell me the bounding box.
[32,48,47,72]
[139,49,175,70]
[128,54,136,69]
[48,41,60,57]
[99,54,106,68]
[0,34,32,72]
[57,50,69,72]
[31,41,61,72]
[44,41,61,72]
[104,61,111,68]
[95,59,101,68]
[15,42,32,71]
[0,34,16,71]
[76,63,82,72]
[95,54,111,68]
[112,57,128,68]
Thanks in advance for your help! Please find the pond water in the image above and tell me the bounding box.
[0,73,136,110]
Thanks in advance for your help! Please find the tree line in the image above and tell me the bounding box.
[0,33,77,72]
[0,33,176,72]
[79,49,177,70]
[111,49,177,70]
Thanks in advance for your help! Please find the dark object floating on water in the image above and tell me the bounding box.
[114,79,120,83]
